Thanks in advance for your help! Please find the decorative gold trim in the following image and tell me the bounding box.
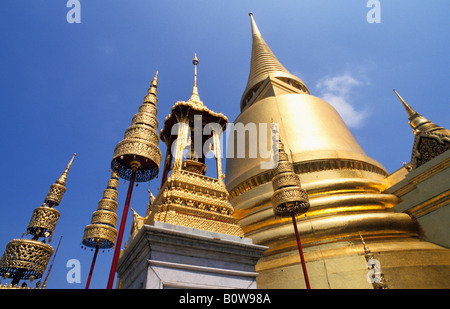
[111,72,162,182]
[0,239,53,280]
[229,158,388,199]
[82,169,120,249]
[406,190,450,218]
[148,169,244,237]
[26,205,61,240]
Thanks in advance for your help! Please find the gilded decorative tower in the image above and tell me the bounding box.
[225,13,450,288]
[81,168,120,288]
[0,154,76,289]
[105,72,162,288]
[81,72,162,289]
[146,55,243,237]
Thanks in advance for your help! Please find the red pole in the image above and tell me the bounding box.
[106,171,136,289]
[291,212,311,289]
[85,244,99,289]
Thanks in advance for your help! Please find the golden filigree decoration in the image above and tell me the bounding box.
[26,204,61,241]
[0,239,53,281]
[82,169,120,249]
[111,72,161,182]
[44,153,76,206]
[271,139,310,217]
[229,158,388,199]
[148,169,244,237]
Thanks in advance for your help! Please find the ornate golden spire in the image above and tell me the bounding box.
[44,153,76,207]
[0,155,76,288]
[393,89,449,135]
[241,13,309,111]
[271,134,310,217]
[111,71,162,182]
[247,13,289,84]
[82,168,120,250]
[187,53,203,106]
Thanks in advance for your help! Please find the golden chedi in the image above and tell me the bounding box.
[225,13,450,288]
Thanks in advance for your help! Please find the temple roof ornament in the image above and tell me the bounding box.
[159,55,228,146]
[394,89,450,168]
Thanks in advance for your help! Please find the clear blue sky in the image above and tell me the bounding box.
[0,1,448,289]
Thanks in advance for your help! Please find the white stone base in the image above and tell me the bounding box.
[116,222,267,289]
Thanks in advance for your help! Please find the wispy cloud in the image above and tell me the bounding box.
[315,73,369,128]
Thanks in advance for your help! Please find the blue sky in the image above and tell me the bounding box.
[0,1,448,289]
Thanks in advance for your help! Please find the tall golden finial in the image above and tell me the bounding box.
[193,54,199,85]
[393,89,447,135]
[188,53,202,105]
[143,71,159,105]
[393,89,417,118]
[44,153,77,207]
[249,12,262,38]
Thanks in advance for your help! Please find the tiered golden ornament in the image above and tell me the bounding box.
[0,154,76,288]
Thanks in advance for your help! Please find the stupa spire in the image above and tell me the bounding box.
[246,13,290,89]
[241,13,309,111]
[249,12,262,38]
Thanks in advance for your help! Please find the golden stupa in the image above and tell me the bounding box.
[225,13,450,288]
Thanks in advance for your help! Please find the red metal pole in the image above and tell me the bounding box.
[106,171,136,289]
[85,244,99,289]
[291,212,311,289]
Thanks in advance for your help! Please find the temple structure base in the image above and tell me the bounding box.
[116,222,267,289]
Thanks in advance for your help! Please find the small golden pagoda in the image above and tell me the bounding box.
[0,154,76,289]
[145,55,244,237]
